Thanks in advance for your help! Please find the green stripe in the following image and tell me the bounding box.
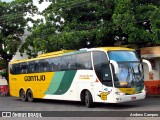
[45,71,65,95]
[45,70,77,95]
[54,70,77,95]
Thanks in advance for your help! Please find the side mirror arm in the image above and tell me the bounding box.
[142,59,152,72]
[110,60,119,74]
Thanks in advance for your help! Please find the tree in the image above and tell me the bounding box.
[113,0,160,47]
[0,0,38,78]
[21,0,160,57]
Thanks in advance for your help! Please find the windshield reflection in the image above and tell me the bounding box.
[114,62,144,88]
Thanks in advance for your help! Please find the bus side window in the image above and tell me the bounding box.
[44,59,50,72]
[14,64,20,74]
[34,60,39,72]
[61,56,67,71]
[20,62,27,74]
[62,55,72,70]
[101,65,112,81]
[10,64,14,74]
[101,64,112,86]
[93,51,109,82]
[39,59,50,72]
[49,57,61,72]
[70,55,76,70]
[76,52,92,70]
[76,54,84,69]
[49,58,54,71]
[28,62,35,73]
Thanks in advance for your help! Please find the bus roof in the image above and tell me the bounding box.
[98,47,134,51]
[9,47,134,64]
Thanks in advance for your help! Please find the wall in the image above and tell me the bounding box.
[143,58,160,95]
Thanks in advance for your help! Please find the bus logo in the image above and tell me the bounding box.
[24,75,45,81]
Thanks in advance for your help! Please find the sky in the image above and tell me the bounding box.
[2,0,12,2]
[1,0,51,12]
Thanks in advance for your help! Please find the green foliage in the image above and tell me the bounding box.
[0,0,38,63]
[0,59,6,69]
[21,0,160,57]
[0,71,7,78]
[113,0,160,46]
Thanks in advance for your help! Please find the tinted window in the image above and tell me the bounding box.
[39,59,50,72]
[10,52,94,74]
[10,64,14,74]
[62,55,72,70]
[28,61,35,73]
[49,57,61,71]
[14,64,20,74]
[102,65,112,81]
[34,60,40,72]
[61,55,76,70]
[76,52,92,70]
[20,62,27,74]
[70,55,76,70]
[93,51,108,70]
[101,64,113,86]
[93,51,113,86]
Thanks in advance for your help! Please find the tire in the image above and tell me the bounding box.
[85,90,93,108]
[26,89,34,102]
[20,89,27,102]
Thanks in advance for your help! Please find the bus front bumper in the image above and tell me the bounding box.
[113,92,146,103]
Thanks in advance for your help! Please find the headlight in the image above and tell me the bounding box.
[115,92,126,95]
[141,89,146,93]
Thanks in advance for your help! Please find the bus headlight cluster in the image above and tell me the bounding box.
[115,92,126,95]
[141,89,146,93]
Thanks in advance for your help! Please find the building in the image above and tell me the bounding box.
[141,46,160,95]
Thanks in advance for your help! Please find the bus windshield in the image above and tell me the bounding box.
[109,51,139,62]
[109,51,144,88]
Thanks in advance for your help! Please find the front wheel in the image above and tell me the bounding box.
[85,90,93,108]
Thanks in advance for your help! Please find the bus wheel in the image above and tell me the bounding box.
[26,89,34,102]
[85,90,93,108]
[20,89,27,102]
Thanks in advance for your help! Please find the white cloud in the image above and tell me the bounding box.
[33,0,51,12]
[1,0,51,12]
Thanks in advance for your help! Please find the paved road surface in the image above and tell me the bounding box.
[0,96,159,120]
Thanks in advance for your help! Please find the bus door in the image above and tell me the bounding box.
[93,51,114,102]
[99,64,114,102]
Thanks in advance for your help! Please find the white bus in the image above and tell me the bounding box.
[9,47,152,107]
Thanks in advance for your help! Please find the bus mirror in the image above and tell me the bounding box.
[110,60,119,74]
[142,59,152,72]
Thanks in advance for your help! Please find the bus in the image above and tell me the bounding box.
[9,47,152,108]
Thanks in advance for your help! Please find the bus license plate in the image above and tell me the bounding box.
[131,97,136,100]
